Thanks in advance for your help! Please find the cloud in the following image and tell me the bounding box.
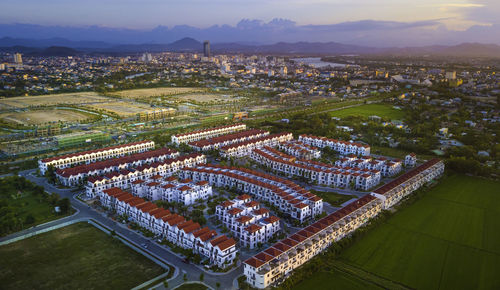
[0,18,499,47]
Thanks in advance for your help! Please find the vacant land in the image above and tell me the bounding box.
[0,109,90,125]
[0,92,109,109]
[310,190,358,207]
[330,104,405,120]
[177,93,238,103]
[0,222,165,289]
[338,174,500,290]
[112,87,206,99]
[85,101,155,117]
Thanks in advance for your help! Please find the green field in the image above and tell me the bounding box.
[329,104,405,120]
[0,222,165,289]
[337,174,500,290]
[371,145,436,160]
[294,270,382,290]
[310,190,358,207]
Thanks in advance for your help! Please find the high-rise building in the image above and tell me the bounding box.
[445,71,456,80]
[14,53,22,64]
[203,40,211,58]
[141,53,153,63]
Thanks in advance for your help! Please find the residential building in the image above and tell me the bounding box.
[216,195,281,249]
[85,153,206,197]
[99,187,237,268]
[179,164,323,223]
[171,124,246,145]
[39,140,155,174]
[299,134,371,156]
[244,159,444,288]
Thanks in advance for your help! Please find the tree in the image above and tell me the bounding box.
[25,213,35,225]
[46,165,57,184]
[57,198,71,214]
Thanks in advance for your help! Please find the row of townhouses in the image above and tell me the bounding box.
[220,132,294,158]
[277,140,321,160]
[130,175,213,205]
[99,187,237,268]
[179,164,323,223]
[243,159,444,288]
[57,147,180,187]
[39,140,155,174]
[335,155,402,177]
[85,153,207,198]
[298,134,371,156]
[216,194,281,249]
[188,129,269,151]
[171,123,246,145]
[250,147,381,190]
[371,158,444,209]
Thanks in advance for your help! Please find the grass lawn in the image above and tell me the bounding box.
[175,282,209,290]
[371,146,436,160]
[338,174,500,290]
[294,270,383,290]
[0,222,165,290]
[310,190,358,207]
[329,104,405,120]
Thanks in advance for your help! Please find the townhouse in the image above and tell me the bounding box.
[179,164,323,223]
[251,147,380,191]
[371,158,444,209]
[171,123,246,145]
[335,155,403,177]
[188,129,269,151]
[216,195,281,249]
[277,140,321,160]
[85,153,206,198]
[99,187,237,268]
[244,159,444,288]
[39,140,155,174]
[298,134,371,156]
[131,176,213,205]
[220,132,294,158]
[405,153,417,167]
[57,147,180,187]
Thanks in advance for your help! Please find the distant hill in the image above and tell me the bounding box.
[0,36,499,58]
[33,46,79,57]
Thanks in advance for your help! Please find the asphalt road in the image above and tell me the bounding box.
[1,169,243,290]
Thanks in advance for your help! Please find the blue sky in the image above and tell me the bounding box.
[1,0,499,45]
[0,0,497,30]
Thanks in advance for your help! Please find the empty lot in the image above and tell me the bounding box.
[0,92,109,109]
[0,222,165,289]
[112,87,206,99]
[0,109,90,125]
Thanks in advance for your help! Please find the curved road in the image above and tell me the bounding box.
[1,169,243,290]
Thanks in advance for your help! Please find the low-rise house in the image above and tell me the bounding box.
[171,123,246,145]
[244,159,444,288]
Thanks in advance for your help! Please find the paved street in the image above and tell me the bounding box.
[0,169,243,290]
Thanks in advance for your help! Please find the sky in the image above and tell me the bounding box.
[0,0,499,46]
[0,0,497,29]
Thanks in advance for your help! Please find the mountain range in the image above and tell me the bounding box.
[1,37,500,58]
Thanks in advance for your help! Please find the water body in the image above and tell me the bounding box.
[292,57,347,68]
